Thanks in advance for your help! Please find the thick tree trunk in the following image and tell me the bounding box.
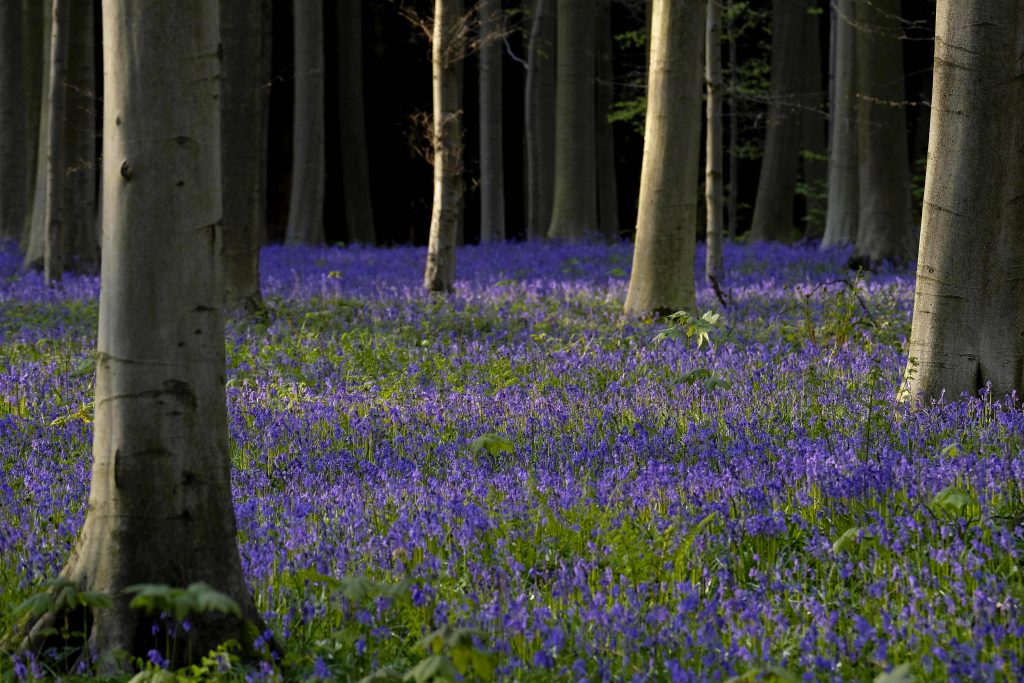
[423,0,464,292]
[338,0,376,244]
[901,1,1024,402]
[594,0,618,239]
[704,0,723,285]
[748,0,804,242]
[524,0,555,239]
[799,4,826,237]
[37,0,265,665]
[852,0,915,265]
[43,0,69,284]
[21,0,44,244]
[286,0,326,245]
[63,0,97,270]
[22,0,52,268]
[821,0,857,248]
[725,0,738,239]
[624,0,705,316]
[547,0,597,240]
[478,0,505,242]
[0,0,26,243]
[221,0,267,310]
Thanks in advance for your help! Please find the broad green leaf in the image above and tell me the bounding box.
[403,654,461,683]
[470,650,497,681]
[874,663,916,683]
[931,486,977,518]
[469,433,514,457]
[12,592,55,619]
[188,583,241,617]
[832,527,873,555]
[358,667,405,683]
[128,669,178,683]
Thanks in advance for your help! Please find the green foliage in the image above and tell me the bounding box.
[655,310,722,350]
[126,583,242,622]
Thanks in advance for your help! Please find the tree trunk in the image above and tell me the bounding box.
[423,0,464,292]
[21,0,45,245]
[704,0,723,285]
[221,0,268,310]
[821,0,857,248]
[524,0,555,239]
[0,0,26,243]
[799,4,826,237]
[594,0,618,239]
[286,0,325,245]
[478,0,505,242]
[901,0,1024,402]
[547,0,596,240]
[22,0,52,268]
[624,0,705,316]
[64,0,97,270]
[43,0,69,284]
[748,0,804,242]
[725,0,738,239]
[38,0,265,664]
[338,0,376,244]
[852,0,915,265]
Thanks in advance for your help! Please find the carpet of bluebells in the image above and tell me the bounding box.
[1,240,1023,682]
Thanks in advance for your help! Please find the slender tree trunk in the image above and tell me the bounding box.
[258,0,273,247]
[852,0,915,265]
[478,0,505,242]
[423,0,464,292]
[748,0,804,242]
[221,0,267,310]
[704,0,723,285]
[821,0,857,247]
[64,0,97,269]
[0,0,26,243]
[547,0,597,240]
[22,0,52,268]
[37,0,265,664]
[624,0,706,316]
[799,4,826,237]
[43,0,69,284]
[726,0,738,238]
[524,0,555,239]
[21,0,44,244]
[594,0,618,239]
[901,0,1024,402]
[338,0,376,244]
[286,0,325,245]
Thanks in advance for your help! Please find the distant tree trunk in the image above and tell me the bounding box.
[478,0,505,242]
[901,0,1024,402]
[725,0,738,238]
[64,0,97,269]
[748,0,804,242]
[547,0,596,240]
[338,0,376,244]
[704,0,723,285]
[624,0,705,316]
[799,4,826,237]
[852,0,915,265]
[524,0,555,239]
[221,0,267,311]
[821,0,857,247]
[286,0,325,245]
[43,0,69,284]
[22,0,51,268]
[0,0,26,243]
[594,0,618,239]
[21,0,44,244]
[423,0,464,292]
[258,0,272,246]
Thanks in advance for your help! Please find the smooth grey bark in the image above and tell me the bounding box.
[21,0,44,244]
[43,0,69,284]
[22,0,52,268]
[524,0,555,239]
[748,0,805,242]
[594,0,618,239]
[799,4,826,237]
[852,0,915,265]
[624,0,706,316]
[704,0,723,285]
[0,0,26,243]
[478,0,505,242]
[221,0,268,310]
[286,0,326,245]
[44,0,264,662]
[423,0,464,292]
[821,0,857,248]
[725,0,738,238]
[338,0,376,244]
[901,0,1024,402]
[547,0,597,239]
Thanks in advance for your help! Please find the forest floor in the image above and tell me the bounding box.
[0,241,1022,681]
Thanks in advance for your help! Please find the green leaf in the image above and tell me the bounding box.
[12,592,55,619]
[469,650,497,681]
[931,486,978,518]
[128,669,178,683]
[358,667,405,683]
[187,583,241,617]
[939,442,960,458]
[726,667,799,683]
[403,655,461,683]
[469,433,514,457]
[676,512,717,564]
[874,663,916,683]
[832,527,873,555]
[338,576,378,603]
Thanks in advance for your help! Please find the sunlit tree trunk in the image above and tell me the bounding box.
[286,0,325,245]
[524,0,555,239]
[624,0,705,316]
[822,0,857,248]
[0,0,26,243]
[338,0,376,244]
[478,0,505,242]
[594,0,618,239]
[43,0,69,284]
[901,1,1024,402]
[704,0,723,285]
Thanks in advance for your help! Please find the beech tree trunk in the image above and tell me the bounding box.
[338,0,376,244]
[21,0,44,245]
[547,0,597,240]
[799,4,826,236]
[22,0,51,268]
[725,0,738,238]
[43,0,69,284]
[524,0,555,239]
[64,0,97,269]
[478,0,505,242]
[704,0,723,284]
[42,0,265,664]
[221,0,268,310]
[748,0,804,242]
[901,1,1024,402]
[0,0,26,243]
[852,0,915,265]
[624,0,705,317]
[423,0,464,292]
[594,0,618,239]
[821,0,857,248]
[286,0,326,245]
